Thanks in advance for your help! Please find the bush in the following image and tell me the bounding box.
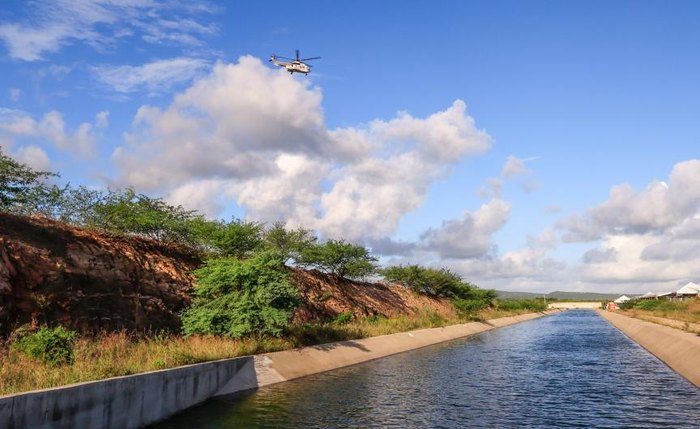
[90,188,199,244]
[0,148,60,215]
[634,299,672,311]
[382,264,492,300]
[204,218,264,258]
[334,311,353,325]
[12,325,77,365]
[299,240,378,279]
[496,299,548,312]
[263,221,317,264]
[181,252,299,338]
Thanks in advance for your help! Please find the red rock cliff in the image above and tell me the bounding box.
[0,213,200,336]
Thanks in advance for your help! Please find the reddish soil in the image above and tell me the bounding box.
[0,213,199,335]
[291,268,456,323]
[0,213,454,336]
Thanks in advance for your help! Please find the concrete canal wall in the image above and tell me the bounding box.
[0,310,560,429]
[597,310,700,388]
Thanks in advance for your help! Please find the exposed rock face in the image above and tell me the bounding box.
[290,268,456,323]
[0,213,200,336]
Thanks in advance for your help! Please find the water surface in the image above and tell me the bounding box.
[155,310,700,428]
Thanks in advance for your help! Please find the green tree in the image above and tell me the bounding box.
[91,188,198,244]
[299,239,378,279]
[55,185,106,227]
[208,218,264,258]
[382,264,492,300]
[181,252,299,337]
[263,221,317,263]
[0,148,60,214]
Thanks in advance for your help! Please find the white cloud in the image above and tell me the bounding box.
[420,199,511,259]
[113,56,491,241]
[0,0,218,61]
[96,111,109,128]
[558,159,700,292]
[560,159,700,241]
[93,57,210,94]
[15,145,51,171]
[501,155,530,177]
[478,155,538,198]
[0,108,103,157]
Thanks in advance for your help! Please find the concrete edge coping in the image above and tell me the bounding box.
[596,309,700,388]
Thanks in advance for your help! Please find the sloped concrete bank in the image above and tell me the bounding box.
[0,310,560,429]
[597,310,700,388]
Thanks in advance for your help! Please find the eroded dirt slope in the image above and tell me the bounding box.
[291,268,455,323]
[0,213,199,335]
[0,213,454,336]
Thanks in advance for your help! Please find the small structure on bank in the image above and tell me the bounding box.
[614,295,631,304]
[676,282,700,299]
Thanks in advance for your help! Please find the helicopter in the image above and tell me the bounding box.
[269,49,320,75]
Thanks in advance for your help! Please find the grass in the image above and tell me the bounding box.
[623,299,700,325]
[0,306,543,396]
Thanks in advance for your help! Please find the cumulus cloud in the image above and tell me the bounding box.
[557,159,700,292]
[0,0,217,61]
[93,57,210,94]
[15,145,51,171]
[478,155,538,198]
[113,56,491,240]
[560,159,700,242]
[582,247,618,264]
[0,107,104,157]
[411,227,567,292]
[420,199,510,259]
[501,155,530,178]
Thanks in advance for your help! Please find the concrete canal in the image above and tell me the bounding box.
[154,310,700,428]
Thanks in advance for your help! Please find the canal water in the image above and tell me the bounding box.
[155,310,700,428]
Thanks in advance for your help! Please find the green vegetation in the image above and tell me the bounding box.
[382,264,488,299]
[0,150,552,395]
[621,299,700,324]
[299,239,378,279]
[181,252,299,338]
[1,309,495,396]
[0,148,61,215]
[263,221,317,263]
[496,299,548,312]
[11,325,77,366]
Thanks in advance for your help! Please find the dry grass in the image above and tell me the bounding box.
[624,299,700,324]
[0,308,529,396]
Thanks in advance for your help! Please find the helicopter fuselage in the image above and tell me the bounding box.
[270,56,312,75]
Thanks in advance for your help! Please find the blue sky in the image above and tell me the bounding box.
[1,1,700,294]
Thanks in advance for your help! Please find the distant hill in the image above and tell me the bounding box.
[496,290,625,301]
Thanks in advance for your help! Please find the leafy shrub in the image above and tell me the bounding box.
[496,299,548,312]
[299,239,378,279]
[619,299,637,310]
[12,325,77,365]
[334,311,354,325]
[382,264,493,300]
[181,252,299,338]
[0,147,60,215]
[453,298,491,314]
[263,221,317,264]
[208,218,264,258]
[633,299,681,311]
